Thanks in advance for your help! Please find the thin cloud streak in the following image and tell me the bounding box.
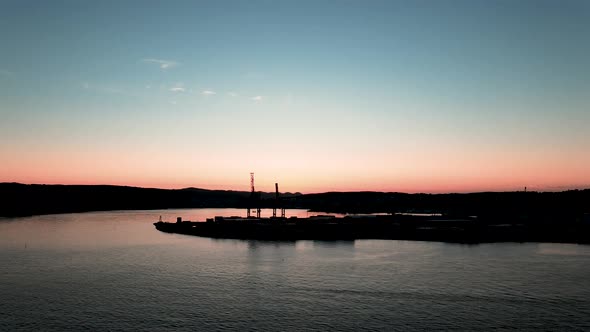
[142,58,179,70]
[202,90,216,95]
[169,83,185,92]
[251,96,263,101]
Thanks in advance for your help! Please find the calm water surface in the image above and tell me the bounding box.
[1,209,590,331]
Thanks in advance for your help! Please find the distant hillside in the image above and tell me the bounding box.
[1,183,589,219]
[293,190,590,219]
[0,183,276,217]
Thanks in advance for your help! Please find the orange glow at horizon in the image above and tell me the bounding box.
[2,161,588,194]
[2,136,589,194]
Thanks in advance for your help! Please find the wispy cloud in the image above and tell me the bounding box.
[142,58,179,70]
[202,90,216,95]
[227,92,238,97]
[251,96,263,101]
[169,83,185,92]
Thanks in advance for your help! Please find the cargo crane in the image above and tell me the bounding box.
[247,172,261,218]
[247,173,285,219]
[272,183,285,218]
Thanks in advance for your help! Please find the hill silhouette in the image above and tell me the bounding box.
[1,183,589,223]
[0,183,300,217]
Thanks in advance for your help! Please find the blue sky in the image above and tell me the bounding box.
[1,0,589,192]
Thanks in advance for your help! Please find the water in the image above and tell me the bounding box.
[1,209,589,331]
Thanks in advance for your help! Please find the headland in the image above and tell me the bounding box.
[154,213,590,244]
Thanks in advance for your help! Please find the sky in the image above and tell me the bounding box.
[0,0,589,193]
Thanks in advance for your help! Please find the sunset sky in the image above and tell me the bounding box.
[1,0,589,193]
